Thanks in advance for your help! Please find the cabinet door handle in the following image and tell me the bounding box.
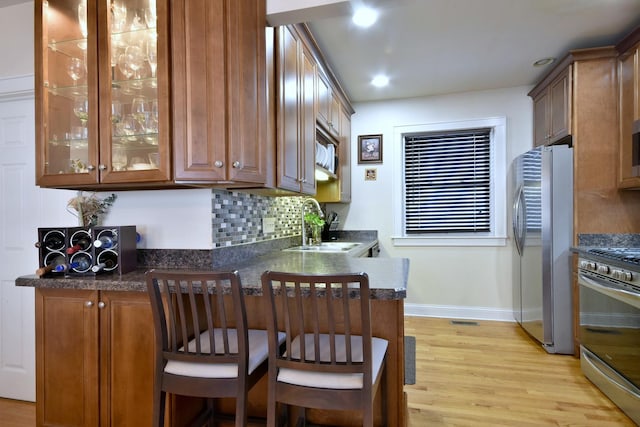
[98,301,106,309]
[87,165,96,171]
[85,301,94,307]
[232,161,241,168]
[98,164,107,171]
[214,160,224,168]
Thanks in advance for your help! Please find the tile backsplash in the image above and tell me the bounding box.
[211,189,304,247]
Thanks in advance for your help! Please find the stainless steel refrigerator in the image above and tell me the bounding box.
[511,144,574,354]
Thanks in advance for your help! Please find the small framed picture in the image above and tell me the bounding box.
[358,134,383,164]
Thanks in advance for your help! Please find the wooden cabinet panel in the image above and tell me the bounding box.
[36,289,99,427]
[275,25,316,194]
[172,0,266,184]
[531,66,571,147]
[317,70,340,137]
[36,289,155,427]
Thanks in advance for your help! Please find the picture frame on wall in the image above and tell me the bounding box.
[358,134,383,164]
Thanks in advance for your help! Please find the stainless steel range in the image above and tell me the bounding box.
[578,248,640,425]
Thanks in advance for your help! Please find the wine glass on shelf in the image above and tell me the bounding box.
[73,97,89,127]
[146,35,157,79]
[131,97,148,126]
[145,2,157,29]
[111,100,123,124]
[112,145,127,171]
[78,1,88,39]
[111,1,127,34]
[66,56,85,92]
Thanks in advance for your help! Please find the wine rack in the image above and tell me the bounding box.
[36,226,137,277]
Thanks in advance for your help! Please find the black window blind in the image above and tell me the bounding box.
[404,128,492,234]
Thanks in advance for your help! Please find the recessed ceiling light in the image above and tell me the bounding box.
[371,74,389,87]
[533,57,555,67]
[352,6,378,28]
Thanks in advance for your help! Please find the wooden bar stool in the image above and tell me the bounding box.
[261,271,388,427]
[146,269,274,427]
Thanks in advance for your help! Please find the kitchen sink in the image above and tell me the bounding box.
[283,242,361,252]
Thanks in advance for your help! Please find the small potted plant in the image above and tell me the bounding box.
[304,212,325,245]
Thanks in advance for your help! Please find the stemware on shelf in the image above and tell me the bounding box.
[66,56,86,92]
[73,96,89,127]
[146,35,157,78]
[131,97,148,125]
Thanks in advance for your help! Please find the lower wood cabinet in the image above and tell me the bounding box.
[35,289,155,427]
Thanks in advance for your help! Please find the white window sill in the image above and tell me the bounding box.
[391,235,507,247]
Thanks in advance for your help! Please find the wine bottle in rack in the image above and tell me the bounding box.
[94,230,118,249]
[69,252,92,273]
[67,230,92,254]
[92,250,118,273]
[36,254,66,277]
[54,262,80,273]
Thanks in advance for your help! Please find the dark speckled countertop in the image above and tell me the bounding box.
[15,236,408,300]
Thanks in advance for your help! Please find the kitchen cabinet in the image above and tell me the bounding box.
[317,108,351,202]
[35,288,155,427]
[530,66,572,147]
[35,0,171,189]
[616,27,640,189]
[35,0,267,190]
[275,25,316,194]
[317,69,341,138]
[171,0,267,184]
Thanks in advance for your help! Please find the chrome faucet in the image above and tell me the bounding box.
[301,198,324,246]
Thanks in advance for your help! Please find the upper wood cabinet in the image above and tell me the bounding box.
[172,0,267,185]
[316,69,340,138]
[274,25,316,195]
[530,65,572,147]
[35,0,267,190]
[36,288,155,427]
[35,0,172,189]
[616,28,640,189]
[316,108,351,203]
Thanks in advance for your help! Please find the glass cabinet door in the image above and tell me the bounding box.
[36,0,170,187]
[37,0,99,185]
[99,0,169,183]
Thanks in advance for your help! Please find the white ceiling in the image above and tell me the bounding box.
[302,0,640,102]
[3,0,639,104]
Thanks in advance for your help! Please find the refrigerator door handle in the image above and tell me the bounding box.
[512,184,525,256]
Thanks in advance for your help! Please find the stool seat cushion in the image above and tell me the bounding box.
[277,334,388,389]
[165,329,283,378]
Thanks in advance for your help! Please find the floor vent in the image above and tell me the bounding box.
[450,320,479,326]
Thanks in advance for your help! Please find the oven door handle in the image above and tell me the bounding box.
[582,348,640,399]
[578,273,640,309]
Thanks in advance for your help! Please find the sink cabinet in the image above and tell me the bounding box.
[35,288,155,427]
[35,0,171,189]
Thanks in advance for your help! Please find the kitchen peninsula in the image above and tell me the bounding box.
[16,243,409,427]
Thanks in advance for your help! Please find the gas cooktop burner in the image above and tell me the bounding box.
[587,248,640,264]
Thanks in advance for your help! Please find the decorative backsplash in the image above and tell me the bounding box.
[211,189,304,248]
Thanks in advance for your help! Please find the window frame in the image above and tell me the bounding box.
[392,117,507,247]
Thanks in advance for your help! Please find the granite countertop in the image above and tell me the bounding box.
[15,238,408,300]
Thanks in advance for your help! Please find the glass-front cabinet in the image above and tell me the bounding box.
[36,0,170,188]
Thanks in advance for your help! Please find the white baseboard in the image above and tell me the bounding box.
[404,303,515,322]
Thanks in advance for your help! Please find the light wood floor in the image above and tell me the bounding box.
[0,316,635,426]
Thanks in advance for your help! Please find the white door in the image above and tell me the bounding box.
[0,76,73,401]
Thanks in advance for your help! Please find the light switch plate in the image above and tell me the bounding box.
[262,217,276,234]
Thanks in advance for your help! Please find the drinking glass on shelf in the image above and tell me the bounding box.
[146,35,157,78]
[111,1,127,34]
[111,100,123,125]
[67,56,85,88]
[117,53,134,80]
[78,1,88,38]
[112,146,127,171]
[73,97,89,127]
[131,97,148,125]
[145,3,157,29]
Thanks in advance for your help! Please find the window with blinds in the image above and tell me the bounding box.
[404,128,492,234]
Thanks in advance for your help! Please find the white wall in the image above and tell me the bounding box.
[328,87,534,320]
[0,2,213,250]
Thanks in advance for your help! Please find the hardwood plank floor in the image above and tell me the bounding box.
[0,316,635,426]
[405,316,636,427]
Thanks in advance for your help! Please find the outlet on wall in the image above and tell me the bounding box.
[262,217,276,234]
